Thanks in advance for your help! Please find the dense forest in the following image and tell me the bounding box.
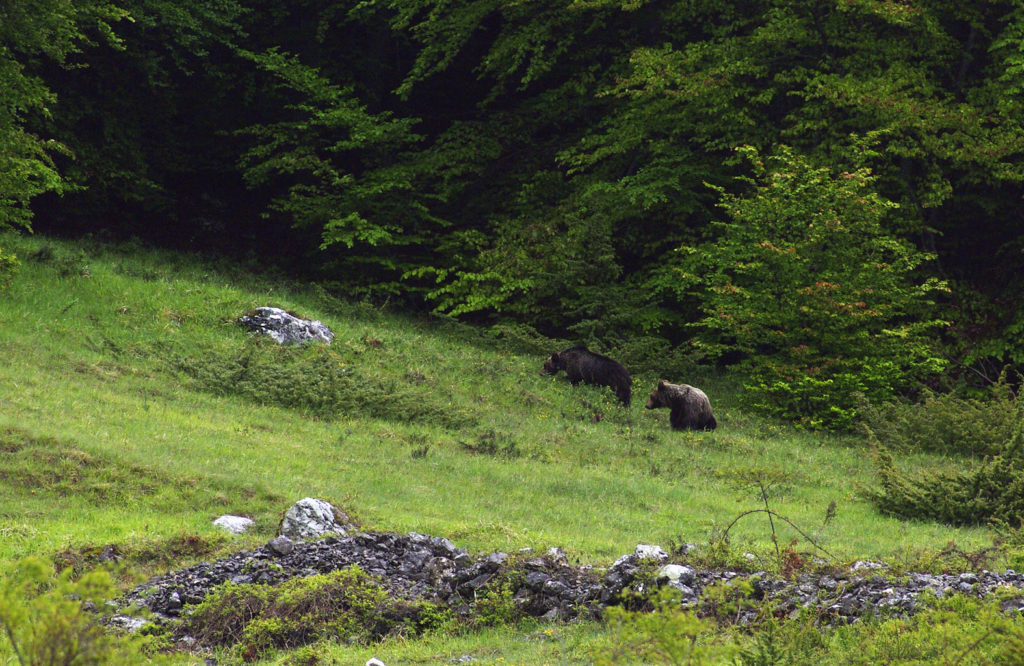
[5,0,1024,428]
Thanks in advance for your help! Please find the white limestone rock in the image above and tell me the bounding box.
[634,544,669,562]
[237,307,334,345]
[213,515,254,535]
[658,563,696,587]
[280,497,347,540]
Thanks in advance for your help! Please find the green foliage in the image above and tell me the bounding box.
[0,0,128,233]
[859,375,1019,458]
[594,587,719,665]
[0,556,148,665]
[734,618,792,666]
[423,176,627,329]
[388,0,628,98]
[677,143,948,429]
[699,592,1024,666]
[26,0,249,247]
[951,282,1024,375]
[794,594,1024,665]
[603,334,698,379]
[561,1,1024,382]
[177,567,451,660]
[0,245,20,289]
[238,47,434,298]
[26,243,90,278]
[0,2,107,297]
[699,578,761,625]
[459,430,521,459]
[168,339,475,430]
[864,411,1024,526]
[473,577,522,628]
[595,574,1024,666]
[392,2,699,340]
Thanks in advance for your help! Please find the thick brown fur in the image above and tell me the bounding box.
[645,380,717,430]
[541,345,631,406]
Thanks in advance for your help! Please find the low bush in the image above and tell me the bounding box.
[0,557,154,665]
[858,376,1018,457]
[861,375,1024,526]
[176,567,454,661]
[26,244,91,278]
[0,245,19,289]
[472,577,523,627]
[864,433,1024,528]
[168,342,476,430]
[592,587,720,665]
[782,593,1024,665]
[590,577,1024,665]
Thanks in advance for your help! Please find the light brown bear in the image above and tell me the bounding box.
[645,380,717,431]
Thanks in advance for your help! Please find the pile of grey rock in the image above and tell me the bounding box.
[117,529,1024,628]
[628,552,1024,624]
[117,531,604,623]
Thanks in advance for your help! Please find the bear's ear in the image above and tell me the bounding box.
[550,352,560,363]
[657,379,668,390]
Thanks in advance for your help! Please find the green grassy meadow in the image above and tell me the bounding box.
[0,233,1014,664]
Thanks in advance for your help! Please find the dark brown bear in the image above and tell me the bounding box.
[645,380,717,430]
[541,345,631,406]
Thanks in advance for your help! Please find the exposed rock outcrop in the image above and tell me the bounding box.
[237,307,334,345]
[279,497,354,540]
[116,531,1024,630]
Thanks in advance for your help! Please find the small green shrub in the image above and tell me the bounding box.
[803,594,1024,665]
[168,342,475,429]
[734,618,793,666]
[281,642,332,666]
[459,430,521,459]
[699,578,762,624]
[858,377,1018,457]
[593,587,719,665]
[864,390,1024,526]
[0,557,150,665]
[0,245,19,289]
[723,593,1024,665]
[177,567,452,660]
[473,577,522,627]
[864,444,1024,528]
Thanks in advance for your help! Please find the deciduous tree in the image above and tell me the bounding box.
[674,144,948,428]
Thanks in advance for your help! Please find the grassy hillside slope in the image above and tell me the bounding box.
[0,233,1009,663]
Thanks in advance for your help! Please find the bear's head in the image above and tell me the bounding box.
[645,380,670,409]
[540,352,562,376]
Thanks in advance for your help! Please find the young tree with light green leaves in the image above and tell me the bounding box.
[672,143,949,429]
[0,0,126,285]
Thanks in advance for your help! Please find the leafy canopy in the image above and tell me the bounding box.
[675,142,948,428]
[0,0,128,232]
